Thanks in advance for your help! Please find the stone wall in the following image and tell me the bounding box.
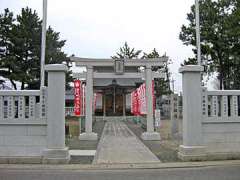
[179,65,240,161]
[203,123,240,154]
[0,125,47,163]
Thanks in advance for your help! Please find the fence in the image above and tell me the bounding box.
[179,65,240,161]
[0,64,69,164]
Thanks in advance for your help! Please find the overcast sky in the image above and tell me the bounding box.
[0,0,196,92]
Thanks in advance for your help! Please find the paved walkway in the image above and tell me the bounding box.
[93,121,160,164]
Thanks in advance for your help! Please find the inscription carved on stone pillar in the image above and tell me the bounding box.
[8,96,14,119]
[40,87,47,118]
[18,96,25,119]
[29,96,36,118]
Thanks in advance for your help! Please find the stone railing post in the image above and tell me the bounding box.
[43,64,70,164]
[178,65,206,161]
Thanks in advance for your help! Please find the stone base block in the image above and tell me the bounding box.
[42,147,70,164]
[206,152,240,161]
[79,132,98,141]
[141,132,161,141]
[0,157,42,164]
[178,145,207,161]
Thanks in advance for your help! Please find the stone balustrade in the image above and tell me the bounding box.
[0,64,69,164]
[0,90,46,121]
[179,65,240,161]
[202,89,240,122]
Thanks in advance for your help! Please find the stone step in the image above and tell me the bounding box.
[95,116,127,121]
[69,150,96,156]
[103,117,125,121]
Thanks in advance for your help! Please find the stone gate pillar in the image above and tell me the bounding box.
[141,65,161,141]
[43,64,70,164]
[178,65,206,161]
[79,65,98,140]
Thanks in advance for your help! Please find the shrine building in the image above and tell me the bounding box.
[70,57,167,141]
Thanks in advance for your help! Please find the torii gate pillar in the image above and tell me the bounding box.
[141,65,161,141]
[79,66,98,141]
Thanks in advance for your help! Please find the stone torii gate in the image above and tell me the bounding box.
[71,57,167,141]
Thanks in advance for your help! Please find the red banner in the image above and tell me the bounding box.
[74,80,81,116]
[131,81,155,115]
[133,90,139,115]
[130,90,140,116]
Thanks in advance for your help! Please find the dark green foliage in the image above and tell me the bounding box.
[0,9,16,89]
[180,0,240,89]
[0,7,72,90]
[142,49,172,96]
[111,42,142,59]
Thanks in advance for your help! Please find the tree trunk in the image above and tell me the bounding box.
[10,79,17,90]
[219,73,223,90]
[21,82,25,90]
[217,50,224,90]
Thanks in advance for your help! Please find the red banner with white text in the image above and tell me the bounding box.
[74,81,98,116]
[74,80,82,116]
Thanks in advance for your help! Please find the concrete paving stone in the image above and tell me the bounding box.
[93,121,160,164]
[69,150,96,156]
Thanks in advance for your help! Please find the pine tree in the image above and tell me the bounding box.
[142,49,171,96]
[111,42,142,59]
[9,7,42,90]
[0,9,16,89]
[180,0,240,89]
[0,7,72,90]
